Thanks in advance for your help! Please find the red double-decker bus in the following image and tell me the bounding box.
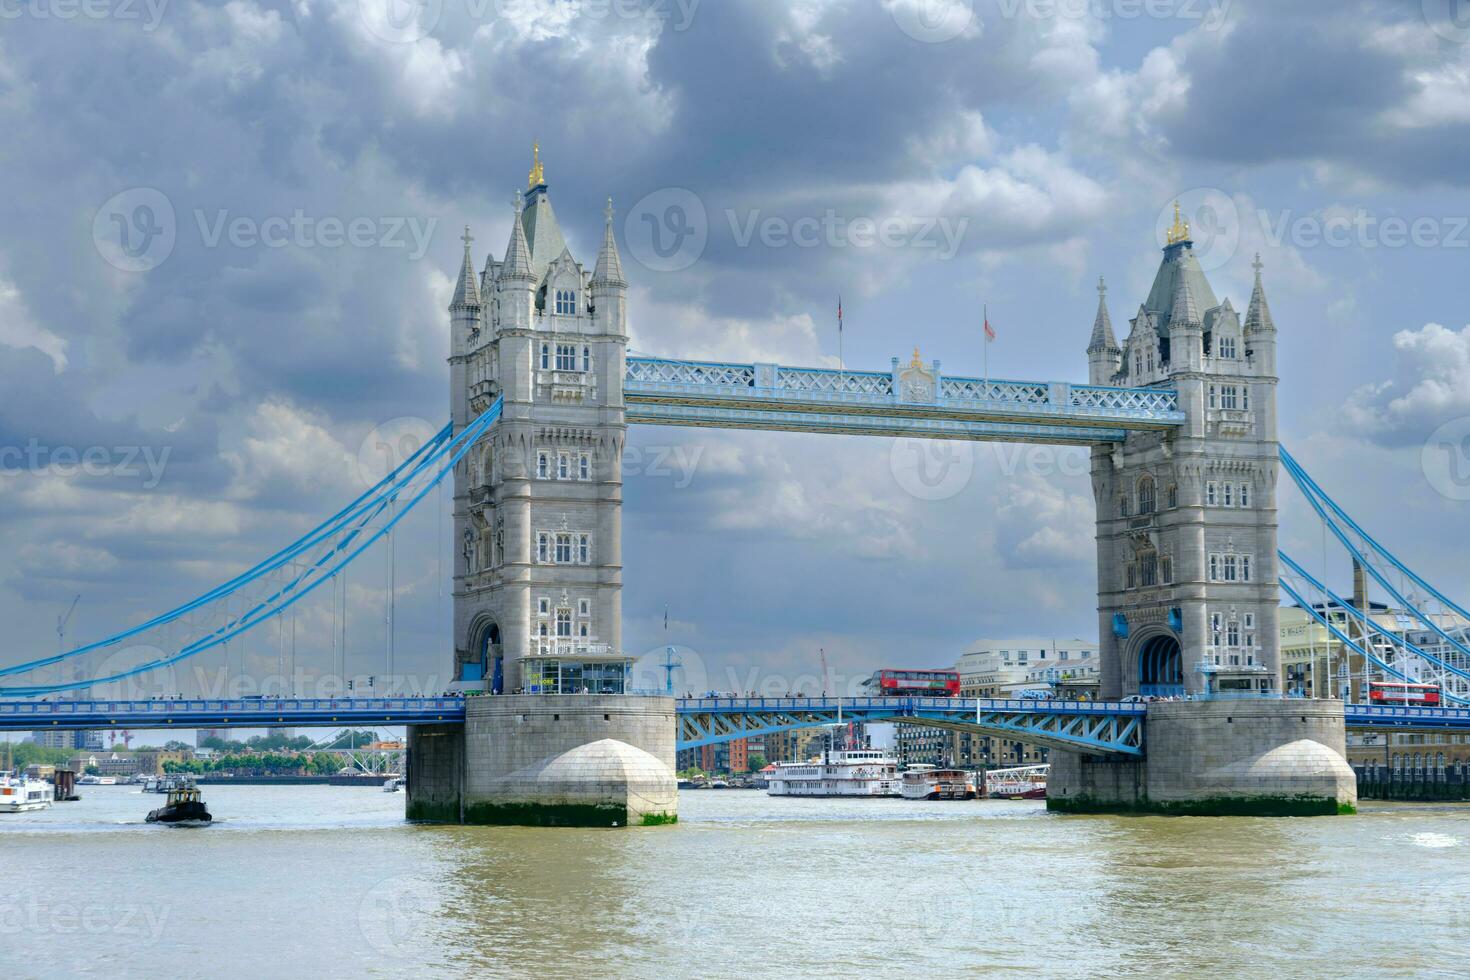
[863,669,961,697]
[1367,681,1441,706]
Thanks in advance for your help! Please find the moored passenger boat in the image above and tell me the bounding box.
[900,765,977,800]
[767,750,899,797]
[984,764,1048,800]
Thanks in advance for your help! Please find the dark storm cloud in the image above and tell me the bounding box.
[1159,0,1470,185]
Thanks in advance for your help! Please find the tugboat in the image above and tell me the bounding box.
[145,782,213,826]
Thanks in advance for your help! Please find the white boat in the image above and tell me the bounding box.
[382,776,405,793]
[985,764,1048,800]
[900,765,977,800]
[767,750,899,797]
[0,773,54,813]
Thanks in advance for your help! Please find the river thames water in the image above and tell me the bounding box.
[2,785,1468,978]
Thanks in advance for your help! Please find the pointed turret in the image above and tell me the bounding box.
[450,225,480,310]
[1087,276,1118,353]
[1244,253,1275,334]
[502,193,534,282]
[1087,276,1121,385]
[591,198,626,288]
[592,198,628,340]
[1169,264,1201,327]
[1166,254,1204,374]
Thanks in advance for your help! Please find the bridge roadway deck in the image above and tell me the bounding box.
[1,696,1465,751]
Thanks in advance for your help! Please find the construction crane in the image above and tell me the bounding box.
[661,604,682,694]
[56,594,81,687]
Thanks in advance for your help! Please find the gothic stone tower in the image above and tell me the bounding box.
[1087,206,1281,699]
[447,148,629,695]
[1051,211,1351,816]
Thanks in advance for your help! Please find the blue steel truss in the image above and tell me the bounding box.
[5,696,1470,747]
[675,697,1147,756]
[624,357,1185,444]
[0,696,467,731]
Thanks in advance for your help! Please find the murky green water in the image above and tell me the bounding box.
[2,785,1467,978]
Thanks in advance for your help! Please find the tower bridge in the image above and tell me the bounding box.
[3,157,1464,824]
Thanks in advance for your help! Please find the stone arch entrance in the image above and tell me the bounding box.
[1137,633,1183,697]
[459,618,503,691]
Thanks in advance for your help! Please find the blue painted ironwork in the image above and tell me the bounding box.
[674,697,1147,756]
[0,399,506,696]
[1280,447,1470,699]
[1279,552,1470,705]
[625,356,1185,443]
[1345,702,1470,730]
[0,696,468,731]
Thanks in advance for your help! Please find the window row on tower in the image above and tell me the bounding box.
[1124,551,1174,590]
[536,449,593,481]
[1207,383,1250,411]
[1119,476,1177,518]
[1205,481,1252,508]
[535,530,593,565]
[539,342,592,372]
[1207,552,1255,583]
[1209,611,1258,665]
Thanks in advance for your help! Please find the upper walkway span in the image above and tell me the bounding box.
[623,356,1186,445]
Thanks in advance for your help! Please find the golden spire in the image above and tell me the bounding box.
[528,141,545,187]
[1165,200,1190,245]
[910,346,924,370]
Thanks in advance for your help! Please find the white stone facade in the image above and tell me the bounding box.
[1087,228,1281,698]
[448,170,628,692]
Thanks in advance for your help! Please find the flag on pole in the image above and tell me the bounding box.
[984,307,996,343]
[837,295,845,370]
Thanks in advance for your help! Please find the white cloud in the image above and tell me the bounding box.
[629,292,836,366]
[1343,323,1470,444]
[222,399,361,502]
[993,473,1093,569]
[0,277,66,371]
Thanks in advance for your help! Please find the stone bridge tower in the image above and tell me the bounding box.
[412,151,674,829]
[1052,212,1353,816]
[1087,206,1281,699]
[447,148,629,695]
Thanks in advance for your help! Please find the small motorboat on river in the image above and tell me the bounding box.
[146,783,213,826]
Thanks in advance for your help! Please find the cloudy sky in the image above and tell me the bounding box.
[3,0,1470,697]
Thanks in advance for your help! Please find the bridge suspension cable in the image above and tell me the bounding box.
[0,420,453,681]
[0,399,503,696]
[1279,446,1470,702]
[1278,551,1470,705]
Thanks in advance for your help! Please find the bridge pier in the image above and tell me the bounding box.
[407,695,678,827]
[1048,700,1356,816]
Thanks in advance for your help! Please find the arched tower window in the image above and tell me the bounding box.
[1138,476,1156,515]
[555,289,576,315]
